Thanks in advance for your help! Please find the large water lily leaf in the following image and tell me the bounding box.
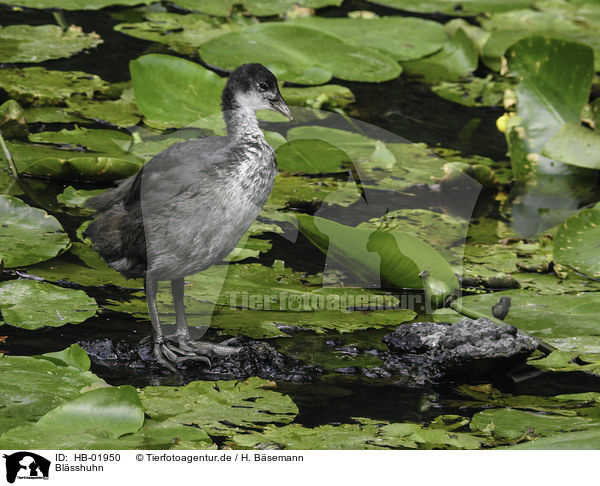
[0,25,102,63]
[0,67,109,106]
[470,408,596,442]
[199,23,401,84]
[480,10,600,71]
[291,214,459,306]
[0,386,145,449]
[280,84,355,110]
[65,88,142,127]
[7,128,143,180]
[130,54,225,128]
[171,0,342,16]
[505,428,600,449]
[370,0,535,16]
[553,206,600,280]
[0,195,70,268]
[504,36,595,179]
[541,123,600,170]
[432,75,511,107]
[0,279,98,330]
[402,28,478,83]
[140,378,297,436]
[115,12,241,56]
[0,352,105,435]
[276,139,351,174]
[289,16,447,61]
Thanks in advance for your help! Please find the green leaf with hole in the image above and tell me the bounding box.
[199,23,401,84]
[0,279,98,330]
[130,54,225,128]
[553,206,600,280]
[289,16,447,61]
[0,25,102,63]
[0,195,70,268]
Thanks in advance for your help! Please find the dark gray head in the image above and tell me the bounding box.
[222,63,292,120]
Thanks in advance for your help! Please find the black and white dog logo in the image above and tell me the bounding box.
[3,452,51,483]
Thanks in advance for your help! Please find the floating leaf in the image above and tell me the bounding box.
[130,54,225,128]
[56,186,108,210]
[281,84,355,110]
[0,25,102,63]
[0,195,70,268]
[276,139,351,174]
[0,352,104,435]
[553,206,600,279]
[65,88,141,127]
[432,75,511,107]
[403,28,478,83]
[0,386,145,449]
[290,16,447,61]
[140,378,297,436]
[541,123,600,170]
[0,67,109,106]
[38,343,91,371]
[171,0,342,16]
[0,279,98,330]
[370,0,535,16]
[199,23,401,84]
[8,0,154,9]
[505,429,600,449]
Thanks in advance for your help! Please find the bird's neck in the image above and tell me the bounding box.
[223,105,265,144]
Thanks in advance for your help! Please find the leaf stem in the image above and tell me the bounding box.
[0,131,19,179]
[52,11,69,31]
[449,297,556,356]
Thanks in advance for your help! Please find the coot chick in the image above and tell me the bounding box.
[85,64,292,371]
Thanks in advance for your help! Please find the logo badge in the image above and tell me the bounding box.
[3,452,51,483]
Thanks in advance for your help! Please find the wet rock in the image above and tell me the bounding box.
[80,337,321,384]
[377,318,538,386]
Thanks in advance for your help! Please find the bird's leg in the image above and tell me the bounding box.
[162,277,241,359]
[145,277,210,370]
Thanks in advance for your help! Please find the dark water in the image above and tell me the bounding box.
[1,3,599,428]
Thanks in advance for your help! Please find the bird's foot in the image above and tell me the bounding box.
[153,335,242,372]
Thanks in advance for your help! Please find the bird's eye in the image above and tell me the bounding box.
[258,82,269,91]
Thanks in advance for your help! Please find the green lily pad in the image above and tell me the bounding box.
[140,377,297,437]
[56,186,108,210]
[0,352,105,435]
[0,25,102,63]
[26,242,143,289]
[0,67,109,107]
[7,128,143,181]
[505,428,600,449]
[199,23,401,84]
[130,54,225,129]
[291,214,459,307]
[470,408,595,442]
[290,16,447,61]
[0,100,28,140]
[65,88,142,127]
[171,0,342,16]
[37,343,91,371]
[432,75,512,107]
[0,279,98,330]
[9,0,154,8]
[0,386,145,450]
[276,139,351,174]
[370,0,535,16]
[115,12,242,56]
[553,206,600,279]
[280,84,355,110]
[541,123,600,170]
[505,36,595,179]
[0,195,70,268]
[480,10,600,72]
[402,28,478,83]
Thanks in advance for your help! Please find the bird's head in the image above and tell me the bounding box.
[223,63,292,120]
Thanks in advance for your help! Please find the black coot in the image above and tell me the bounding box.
[85,64,292,370]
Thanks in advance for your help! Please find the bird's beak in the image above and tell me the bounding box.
[271,96,293,120]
